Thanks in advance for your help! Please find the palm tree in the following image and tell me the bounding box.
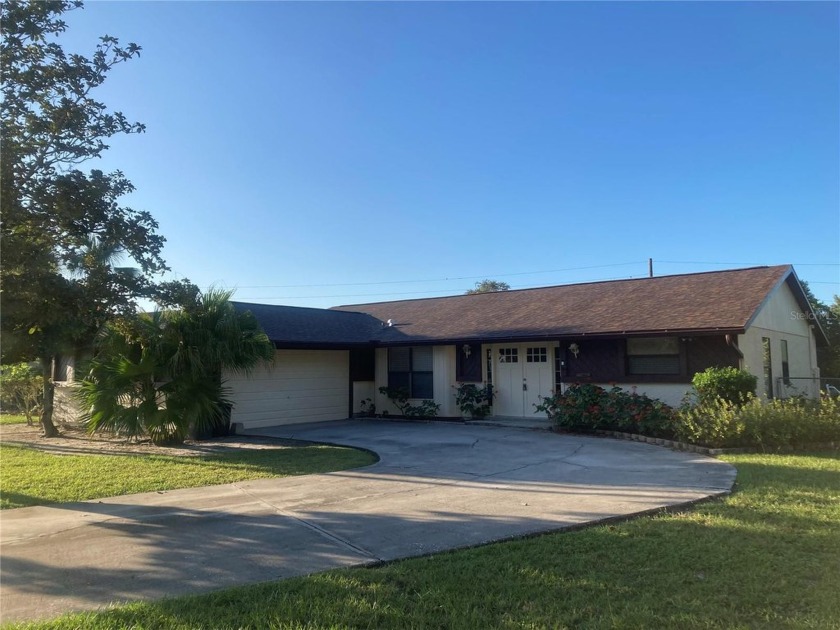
[80,289,274,445]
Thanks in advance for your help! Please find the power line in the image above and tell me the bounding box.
[197,260,839,291]
[213,262,646,290]
[176,259,838,302]
[234,275,685,301]
[234,273,840,301]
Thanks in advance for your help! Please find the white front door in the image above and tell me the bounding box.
[491,344,553,417]
[523,345,553,415]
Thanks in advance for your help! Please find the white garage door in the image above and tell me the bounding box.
[225,350,349,429]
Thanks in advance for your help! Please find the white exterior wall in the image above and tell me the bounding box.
[374,345,458,417]
[585,383,692,408]
[739,282,820,399]
[225,349,349,429]
[374,347,390,413]
[352,381,375,413]
[433,345,458,417]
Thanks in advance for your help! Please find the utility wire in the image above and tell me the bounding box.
[197,260,839,292]
[219,261,645,290]
[180,259,838,301]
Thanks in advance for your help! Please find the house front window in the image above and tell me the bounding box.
[762,337,773,398]
[388,347,433,399]
[626,337,680,376]
[781,339,790,385]
[526,347,548,363]
[499,348,518,363]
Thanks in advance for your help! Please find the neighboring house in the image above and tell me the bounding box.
[225,265,827,430]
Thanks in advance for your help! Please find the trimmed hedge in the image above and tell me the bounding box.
[691,367,757,405]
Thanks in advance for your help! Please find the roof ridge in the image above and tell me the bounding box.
[332,265,792,310]
[232,300,374,317]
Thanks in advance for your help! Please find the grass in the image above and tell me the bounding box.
[0,414,29,425]
[7,452,839,629]
[0,443,377,510]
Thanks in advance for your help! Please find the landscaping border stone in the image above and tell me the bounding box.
[596,429,838,456]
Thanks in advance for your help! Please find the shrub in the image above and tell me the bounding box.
[358,398,376,417]
[0,362,43,424]
[675,395,840,449]
[691,367,757,405]
[80,290,275,445]
[378,386,440,418]
[454,383,493,419]
[675,397,745,448]
[536,384,676,438]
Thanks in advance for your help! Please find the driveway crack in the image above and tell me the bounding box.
[478,444,590,480]
[231,483,382,562]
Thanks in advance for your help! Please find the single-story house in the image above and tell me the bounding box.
[224,265,828,430]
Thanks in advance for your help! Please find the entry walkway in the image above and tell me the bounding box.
[0,420,735,623]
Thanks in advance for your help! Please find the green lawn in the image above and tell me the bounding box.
[0,414,29,425]
[8,452,839,629]
[0,442,377,509]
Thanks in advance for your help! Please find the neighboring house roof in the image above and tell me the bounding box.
[231,302,382,348]
[236,266,827,348]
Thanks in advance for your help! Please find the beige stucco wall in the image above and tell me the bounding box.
[225,349,349,429]
[739,281,819,399]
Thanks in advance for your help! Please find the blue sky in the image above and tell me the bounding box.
[61,1,839,307]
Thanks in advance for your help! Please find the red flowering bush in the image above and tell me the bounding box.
[535,384,676,438]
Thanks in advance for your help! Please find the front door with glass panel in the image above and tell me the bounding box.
[492,344,553,416]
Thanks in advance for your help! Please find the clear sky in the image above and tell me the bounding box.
[59,1,839,308]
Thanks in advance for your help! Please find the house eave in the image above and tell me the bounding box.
[365,328,748,347]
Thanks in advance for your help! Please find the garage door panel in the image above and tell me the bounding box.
[230,389,347,404]
[225,378,346,395]
[230,394,347,410]
[224,350,349,429]
[249,368,346,379]
[240,411,352,428]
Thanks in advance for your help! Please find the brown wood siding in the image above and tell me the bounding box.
[350,348,376,381]
[456,343,482,382]
[686,336,741,374]
[559,335,740,385]
[562,340,625,383]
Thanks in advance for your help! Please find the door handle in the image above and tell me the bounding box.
[522,382,527,391]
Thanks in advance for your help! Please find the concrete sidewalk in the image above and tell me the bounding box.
[0,421,736,623]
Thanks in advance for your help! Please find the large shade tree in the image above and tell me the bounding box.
[1,1,186,435]
[801,282,840,380]
[80,290,275,445]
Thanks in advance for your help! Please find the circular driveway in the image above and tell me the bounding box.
[0,420,735,623]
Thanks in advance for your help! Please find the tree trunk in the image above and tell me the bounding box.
[39,357,60,437]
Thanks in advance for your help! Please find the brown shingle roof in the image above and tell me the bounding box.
[332,265,799,343]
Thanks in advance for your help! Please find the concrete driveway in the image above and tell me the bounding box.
[0,420,735,623]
